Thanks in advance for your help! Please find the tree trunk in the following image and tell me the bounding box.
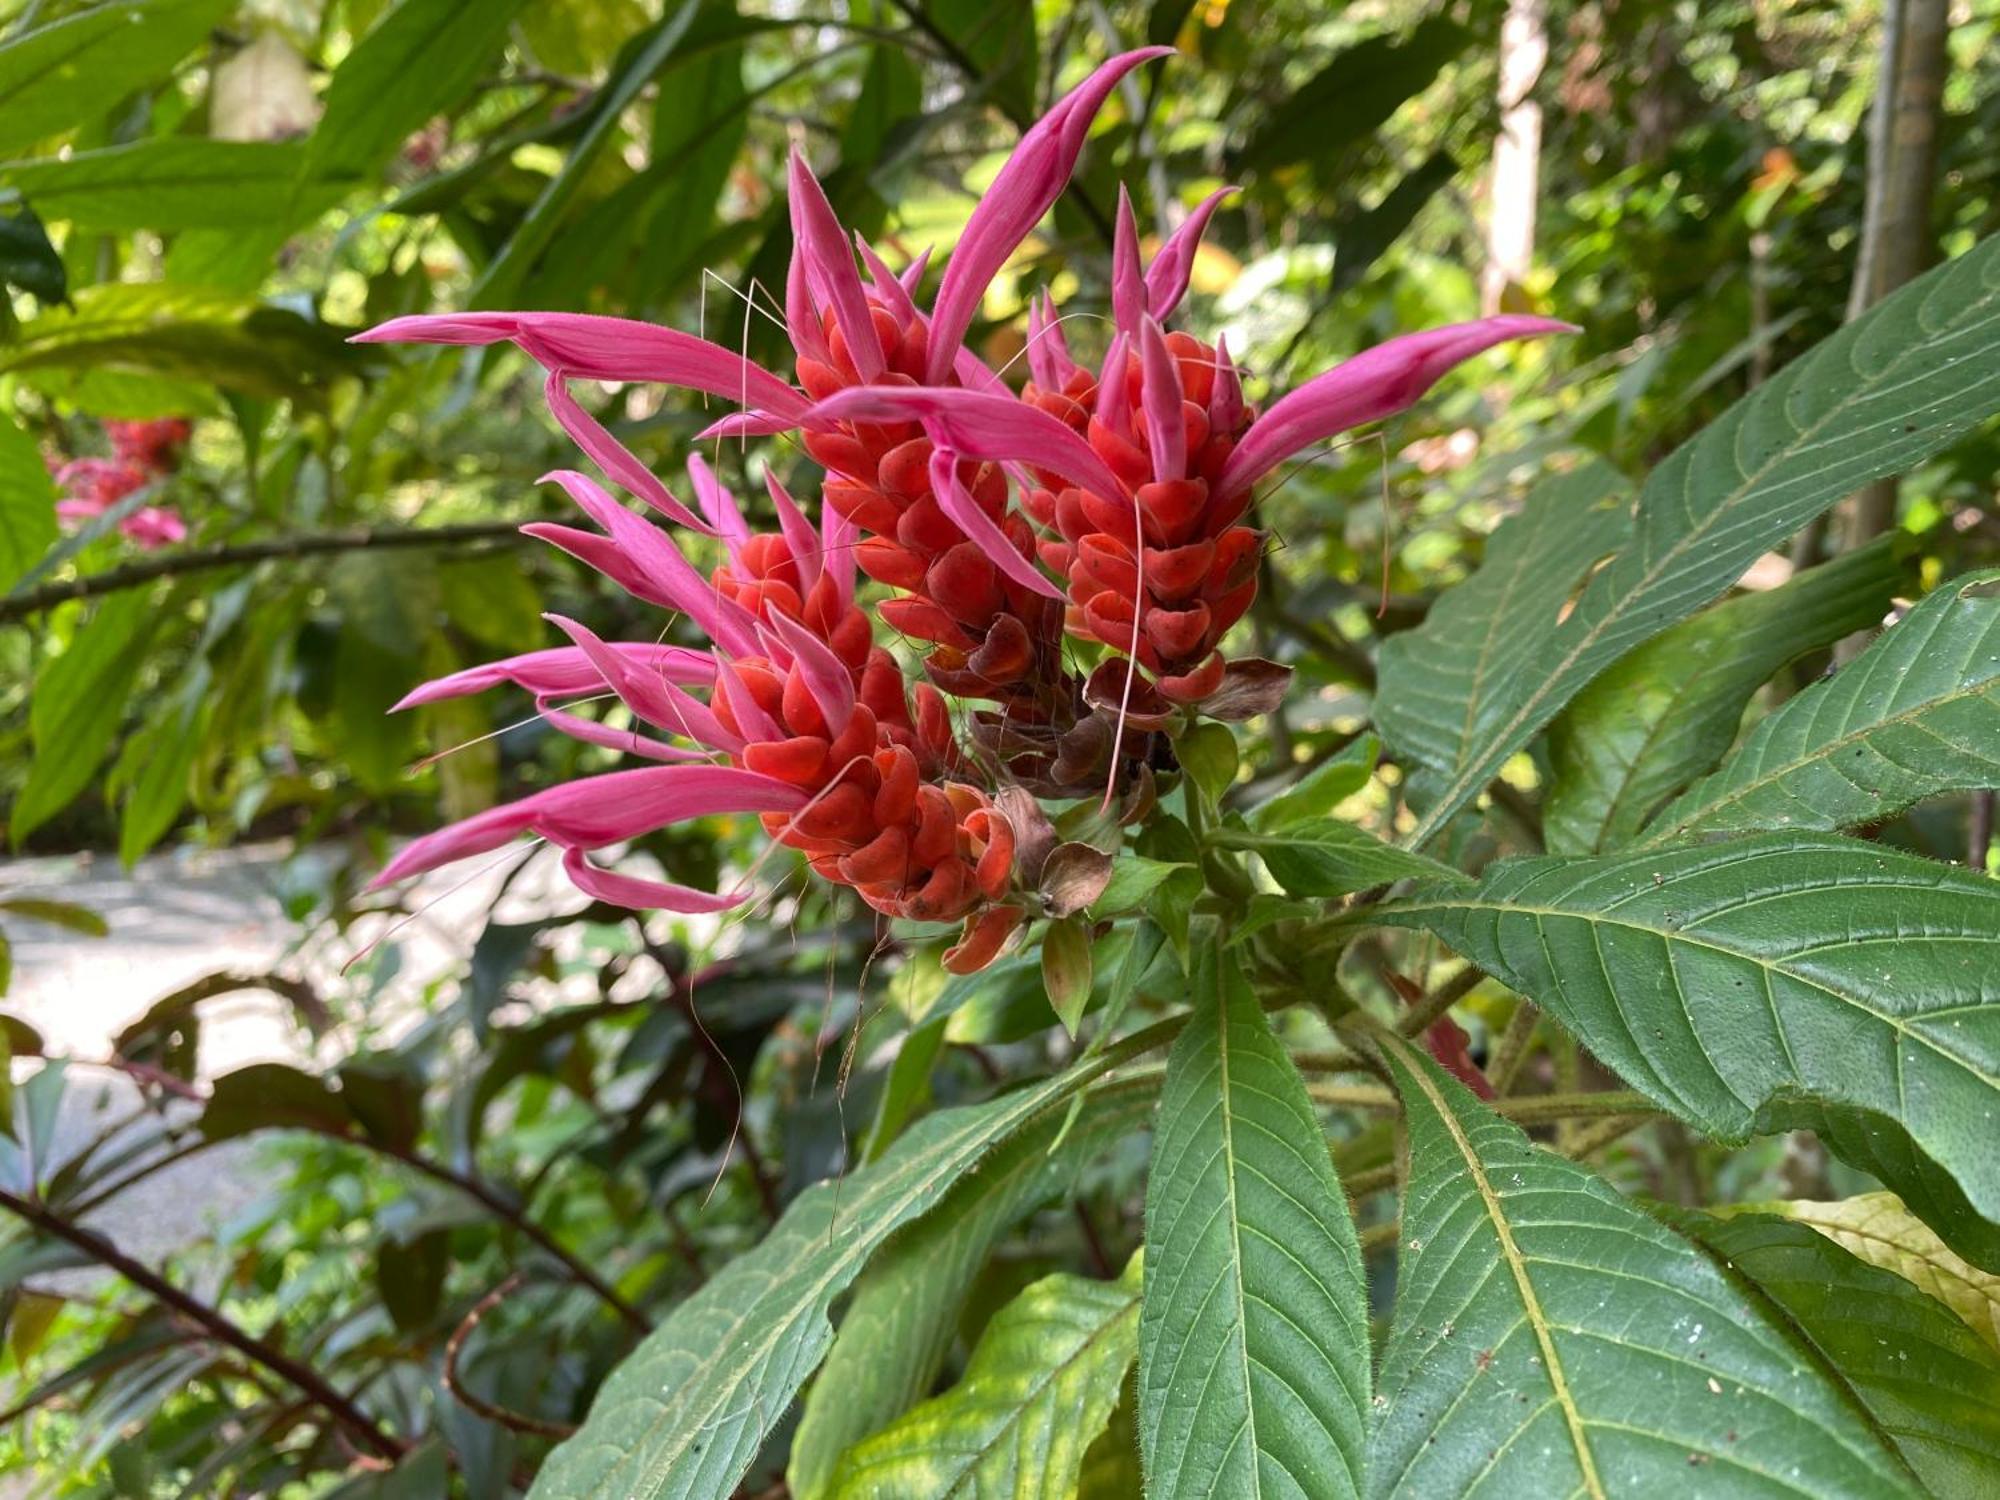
[1835,0,1951,554]
[1482,0,1547,315]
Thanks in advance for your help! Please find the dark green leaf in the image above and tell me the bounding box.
[1642,568,2000,846]
[1138,937,1368,1499]
[1249,736,1379,833]
[201,1063,352,1142]
[0,899,106,936]
[0,0,233,156]
[922,0,1037,125]
[1238,19,1472,173]
[0,200,64,302]
[1546,538,1905,853]
[1372,1037,1915,1498]
[1330,149,1459,295]
[377,1229,451,1333]
[1368,833,2000,1256]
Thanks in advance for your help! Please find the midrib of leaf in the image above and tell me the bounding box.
[0,8,136,110]
[1213,983,1263,1497]
[1405,271,2000,849]
[1382,1033,1606,1499]
[1642,678,2000,846]
[1380,893,1999,1105]
[1454,534,1543,776]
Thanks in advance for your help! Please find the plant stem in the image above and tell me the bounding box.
[1394,967,1484,1038]
[1485,1002,1542,1095]
[0,1187,405,1461]
[0,521,530,623]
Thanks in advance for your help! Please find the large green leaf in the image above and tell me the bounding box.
[1366,834,2000,1246]
[1675,1208,2000,1498]
[303,0,533,182]
[1754,1192,2000,1355]
[1401,232,2000,847]
[921,0,1038,125]
[0,409,55,592]
[1372,1037,1917,1498]
[526,1058,1157,1500]
[1545,540,1904,853]
[1374,461,1632,791]
[1137,938,1369,1499]
[0,0,232,156]
[788,1088,1153,1500]
[827,1256,1142,1500]
[0,283,369,403]
[1641,569,2000,846]
[10,591,159,844]
[0,141,345,230]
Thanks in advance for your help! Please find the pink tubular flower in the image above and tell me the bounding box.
[360,44,1574,966]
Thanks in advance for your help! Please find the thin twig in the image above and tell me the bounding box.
[0,522,530,623]
[1485,1002,1541,1095]
[0,1187,405,1460]
[1394,967,1484,1039]
[443,1273,579,1440]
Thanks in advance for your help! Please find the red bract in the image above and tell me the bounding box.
[361,46,1572,969]
[105,418,192,474]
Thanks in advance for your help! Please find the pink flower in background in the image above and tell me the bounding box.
[105,418,192,474]
[51,424,194,551]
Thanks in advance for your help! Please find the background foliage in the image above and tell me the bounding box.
[1,0,1997,1495]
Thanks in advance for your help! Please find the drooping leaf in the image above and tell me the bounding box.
[10,591,159,844]
[1751,1193,2000,1355]
[828,1256,1143,1500]
[0,284,371,404]
[527,1047,1156,1500]
[1673,1207,2000,1498]
[0,899,107,937]
[0,141,346,230]
[789,1089,1152,1500]
[1402,231,2000,847]
[1237,18,1472,174]
[1372,1037,1917,1498]
[1209,819,1465,897]
[303,0,533,182]
[1137,936,1369,1499]
[1545,538,1905,853]
[200,1063,352,1142]
[473,3,705,309]
[0,200,65,303]
[0,409,56,593]
[0,0,233,157]
[1642,569,2000,846]
[1375,461,1632,790]
[1249,735,1379,833]
[1367,833,2000,1250]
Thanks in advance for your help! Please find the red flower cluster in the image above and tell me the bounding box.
[52,419,192,550]
[361,48,1569,973]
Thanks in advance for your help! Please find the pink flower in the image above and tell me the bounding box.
[119,506,188,550]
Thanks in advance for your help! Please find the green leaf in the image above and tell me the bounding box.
[1375,461,1632,794]
[200,1063,352,1142]
[304,0,532,182]
[1237,17,1471,173]
[0,899,106,937]
[112,659,209,865]
[1372,1036,1917,1498]
[1545,538,1905,853]
[1673,1207,2000,1498]
[0,409,56,593]
[1366,833,2000,1244]
[1042,916,1094,1036]
[861,1014,948,1163]
[473,2,704,309]
[0,0,232,157]
[1092,853,1188,916]
[1330,150,1458,296]
[921,0,1037,125]
[527,1048,1153,1500]
[1641,569,2000,846]
[1178,722,1240,806]
[1138,937,1368,1499]
[0,200,65,302]
[789,1088,1152,1500]
[1751,1192,2000,1356]
[10,591,158,844]
[0,283,370,404]
[1248,736,1379,832]
[0,140,346,230]
[376,1228,450,1334]
[1403,232,2000,847]
[828,1256,1143,1500]
[1210,820,1465,897]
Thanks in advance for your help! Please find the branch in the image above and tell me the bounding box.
[0,1187,406,1461]
[0,522,530,624]
[443,1273,579,1440]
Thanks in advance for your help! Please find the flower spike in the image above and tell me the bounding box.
[1145,185,1237,322]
